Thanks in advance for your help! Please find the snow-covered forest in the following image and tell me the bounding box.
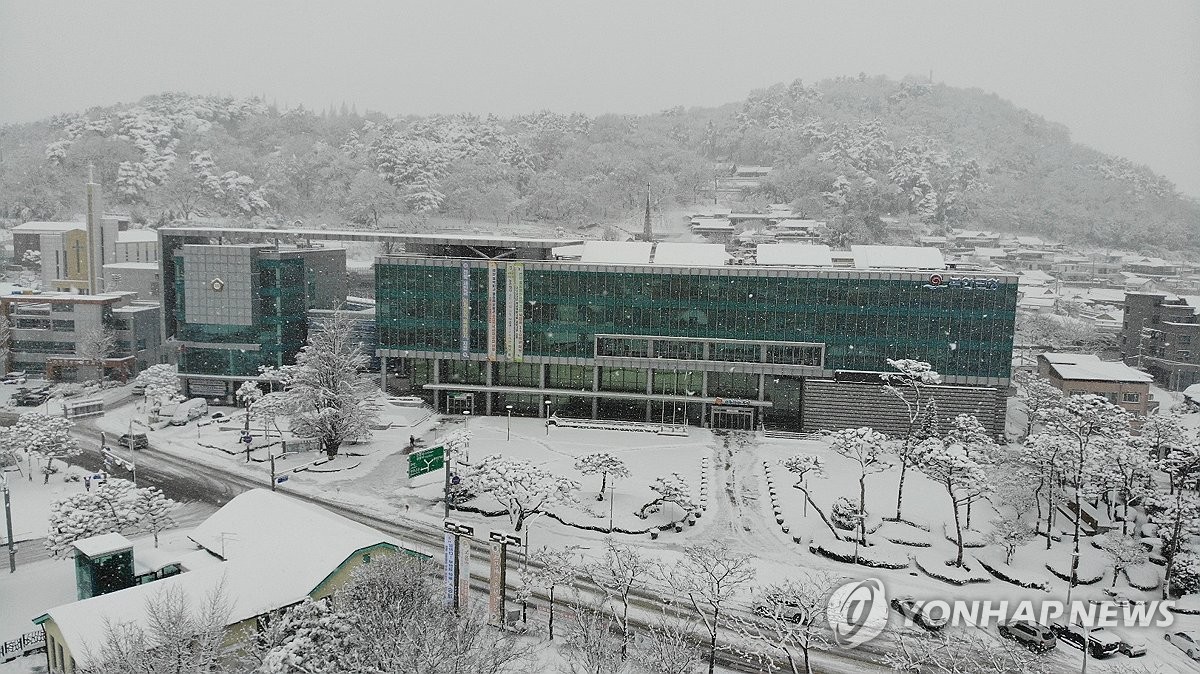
[1,77,1197,251]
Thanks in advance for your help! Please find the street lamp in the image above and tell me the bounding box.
[544,400,552,436]
[506,405,513,442]
[1065,550,1081,606]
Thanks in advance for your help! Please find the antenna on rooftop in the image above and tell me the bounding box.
[642,182,654,242]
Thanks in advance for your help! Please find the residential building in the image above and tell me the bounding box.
[114,229,159,263]
[33,490,412,674]
[1121,292,1200,390]
[0,291,162,380]
[1037,352,1153,415]
[11,221,84,267]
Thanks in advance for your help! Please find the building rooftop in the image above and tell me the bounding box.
[117,230,159,243]
[652,242,730,267]
[12,221,85,233]
[851,245,946,270]
[72,532,133,558]
[1042,353,1153,383]
[755,243,834,267]
[580,240,653,264]
[158,226,582,250]
[104,262,159,270]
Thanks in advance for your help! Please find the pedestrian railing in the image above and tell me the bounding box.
[1,631,45,663]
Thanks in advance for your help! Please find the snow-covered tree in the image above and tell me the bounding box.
[575,452,631,501]
[885,626,1052,674]
[828,427,890,545]
[1150,490,1200,598]
[264,311,380,457]
[585,540,655,658]
[1141,413,1187,462]
[0,314,11,374]
[729,572,841,674]
[1096,533,1149,588]
[916,437,991,567]
[249,392,289,438]
[880,358,941,523]
[1041,395,1131,548]
[130,485,177,548]
[1013,371,1062,440]
[782,454,840,540]
[633,608,703,674]
[659,542,755,674]
[77,327,117,383]
[514,544,580,641]
[467,454,579,531]
[16,412,80,465]
[46,478,140,557]
[256,598,364,674]
[1093,434,1154,534]
[985,514,1034,566]
[558,603,629,674]
[236,380,264,434]
[81,584,232,674]
[943,414,999,528]
[131,364,181,407]
[1020,432,1071,548]
[637,473,695,520]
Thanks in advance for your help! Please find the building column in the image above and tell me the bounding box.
[591,366,600,419]
[432,358,442,413]
[380,355,388,393]
[485,363,493,416]
[646,368,654,422]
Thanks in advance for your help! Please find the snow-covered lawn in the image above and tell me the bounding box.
[1,459,92,543]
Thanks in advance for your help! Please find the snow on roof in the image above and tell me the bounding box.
[12,221,85,233]
[40,491,401,667]
[690,217,734,230]
[973,247,1008,258]
[773,219,824,230]
[1185,384,1200,403]
[755,244,833,267]
[552,244,585,259]
[580,241,653,264]
[850,245,945,270]
[72,532,133,557]
[651,242,730,267]
[1019,270,1056,284]
[117,230,159,243]
[103,262,159,270]
[1042,353,1153,383]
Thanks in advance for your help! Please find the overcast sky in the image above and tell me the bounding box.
[2,1,1198,196]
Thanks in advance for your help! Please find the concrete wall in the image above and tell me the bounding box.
[802,379,1007,438]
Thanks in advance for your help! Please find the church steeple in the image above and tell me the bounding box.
[641,182,653,242]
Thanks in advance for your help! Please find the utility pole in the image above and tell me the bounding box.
[3,474,15,573]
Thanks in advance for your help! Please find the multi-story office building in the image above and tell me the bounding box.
[1122,292,1200,390]
[158,228,1018,435]
[376,241,1018,435]
[0,291,163,381]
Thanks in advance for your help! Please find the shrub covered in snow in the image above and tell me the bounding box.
[914,551,991,586]
[809,540,910,569]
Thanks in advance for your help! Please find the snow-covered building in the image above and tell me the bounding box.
[32,490,413,674]
[1037,352,1153,415]
[1121,292,1200,391]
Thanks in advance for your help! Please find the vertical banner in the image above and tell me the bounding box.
[511,263,525,363]
[504,263,516,361]
[457,537,472,608]
[488,541,506,625]
[459,262,471,359]
[487,262,498,362]
[444,533,458,608]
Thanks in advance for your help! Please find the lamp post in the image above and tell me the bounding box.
[544,399,552,436]
[506,405,513,442]
[3,473,15,573]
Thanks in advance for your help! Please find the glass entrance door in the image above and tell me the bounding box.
[710,405,754,430]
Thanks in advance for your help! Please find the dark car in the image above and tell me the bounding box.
[118,433,149,450]
[13,391,49,406]
[998,619,1057,652]
[1051,622,1121,658]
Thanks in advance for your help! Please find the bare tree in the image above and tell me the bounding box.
[559,602,630,674]
[880,358,940,523]
[585,540,656,658]
[828,427,890,550]
[884,627,1052,674]
[632,606,702,674]
[77,326,117,383]
[660,542,756,674]
[782,455,840,541]
[728,572,842,674]
[80,583,232,674]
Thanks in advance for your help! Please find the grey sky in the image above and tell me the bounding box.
[2,1,1198,196]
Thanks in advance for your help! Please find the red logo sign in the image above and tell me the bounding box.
[928,273,943,286]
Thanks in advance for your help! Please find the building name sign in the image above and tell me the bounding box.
[924,274,1000,291]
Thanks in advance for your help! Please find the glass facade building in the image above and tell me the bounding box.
[376,257,1017,430]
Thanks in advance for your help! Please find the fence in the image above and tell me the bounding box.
[62,398,104,419]
[1,631,45,663]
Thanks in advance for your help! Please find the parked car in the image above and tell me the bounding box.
[170,398,209,426]
[13,391,49,406]
[117,433,149,450]
[131,383,146,396]
[998,619,1057,652]
[1107,628,1146,657]
[1051,622,1121,658]
[890,596,947,631]
[210,411,229,423]
[1164,631,1200,660]
[2,371,27,385]
[751,593,807,623]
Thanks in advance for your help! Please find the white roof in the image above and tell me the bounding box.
[652,242,730,267]
[1184,384,1200,402]
[72,532,133,557]
[690,217,734,231]
[773,219,824,230]
[12,221,85,233]
[40,490,401,666]
[755,244,834,267]
[117,230,159,243]
[850,245,945,270]
[580,241,653,264]
[104,262,159,271]
[1042,353,1153,383]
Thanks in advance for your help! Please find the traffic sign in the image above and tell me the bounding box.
[488,530,522,547]
[241,434,254,445]
[408,445,445,479]
[275,475,289,484]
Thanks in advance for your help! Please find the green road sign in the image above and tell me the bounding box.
[409,445,445,478]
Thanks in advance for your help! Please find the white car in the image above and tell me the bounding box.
[1107,628,1147,657]
[890,596,947,631]
[1164,631,1200,660]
